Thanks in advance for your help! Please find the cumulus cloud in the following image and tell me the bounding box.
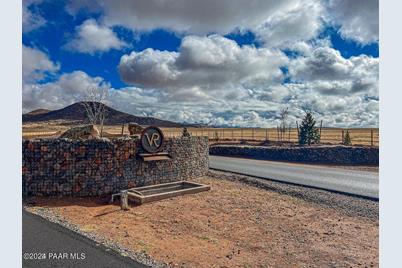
[22,45,60,83]
[255,1,323,47]
[23,71,110,113]
[288,46,379,97]
[66,0,300,35]
[23,0,46,33]
[283,84,379,127]
[64,19,127,54]
[325,0,379,44]
[65,0,378,46]
[119,35,287,100]
[22,1,379,127]
[115,37,379,127]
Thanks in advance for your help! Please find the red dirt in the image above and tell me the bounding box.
[26,177,378,267]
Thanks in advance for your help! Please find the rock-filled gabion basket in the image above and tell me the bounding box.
[22,136,209,197]
[209,145,378,165]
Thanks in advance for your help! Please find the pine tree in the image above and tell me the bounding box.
[298,111,321,145]
[343,130,351,145]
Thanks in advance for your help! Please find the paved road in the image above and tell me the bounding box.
[23,210,145,268]
[209,156,379,199]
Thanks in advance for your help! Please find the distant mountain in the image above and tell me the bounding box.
[22,102,184,127]
[25,108,51,115]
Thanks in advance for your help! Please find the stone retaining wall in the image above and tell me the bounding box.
[23,137,209,196]
[209,145,378,165]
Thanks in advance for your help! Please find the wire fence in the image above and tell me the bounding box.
[22,127,379,146]
[160,127,379,146]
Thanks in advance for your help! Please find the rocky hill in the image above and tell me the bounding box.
[22,102,184,127]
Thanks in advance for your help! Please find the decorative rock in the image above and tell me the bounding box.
[128,123,144,136]
[59,125,100,140]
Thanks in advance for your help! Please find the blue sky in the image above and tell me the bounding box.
[22,0,379,127]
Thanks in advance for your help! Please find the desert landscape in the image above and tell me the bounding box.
[22,102,379,147]
[25,173,378,268]
[21,1,380,267]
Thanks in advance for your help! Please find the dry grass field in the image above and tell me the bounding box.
[22,121,379,146]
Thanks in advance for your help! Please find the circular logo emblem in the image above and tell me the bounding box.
[140,126,164,153]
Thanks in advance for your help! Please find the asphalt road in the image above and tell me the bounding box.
[209,156,379,199]
[22,210,145,268]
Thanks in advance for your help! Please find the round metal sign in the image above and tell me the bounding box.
[140,126,164,153]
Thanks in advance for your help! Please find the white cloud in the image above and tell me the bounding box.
[65,0,326,48]
[325,0,379,44]
[64,19,127,54]
[22,45,60,83]
[119,35,288,101]
[65,0,378,46]
[22,1,379,127]
[23,71,110,112]
[255,1,323,47]
[114,36,379,127]
[23,0,46,33]
[66,0,301,35]
[288,46,379,97]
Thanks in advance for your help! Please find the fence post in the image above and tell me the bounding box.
[319,120,323,144]
[121,124,125,136]
[265,128,268,141]
[241,128,243,140]
[252,128,255,140]
[276,126,279,141]
[341,130,344,144]
[371,129,374,146]
[232,129,234,140]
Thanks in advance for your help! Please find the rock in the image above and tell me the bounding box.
[59,125,100,140]
[182,127,191,137]
[128,123,144,136]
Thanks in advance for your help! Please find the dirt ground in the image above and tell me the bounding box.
[26,177,378,268]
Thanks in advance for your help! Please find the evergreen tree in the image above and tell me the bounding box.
[298,111,321,145]
[343,130,352,145]
[182,127,191,137]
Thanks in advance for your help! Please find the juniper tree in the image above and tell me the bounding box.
[298,111,321,145]
[343,130,352,145]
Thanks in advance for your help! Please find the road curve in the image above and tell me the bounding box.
[23,210,145,268]
[209,156,378,199]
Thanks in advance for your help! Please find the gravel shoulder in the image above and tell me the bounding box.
[25,173,378,268]
[208,170,378,219]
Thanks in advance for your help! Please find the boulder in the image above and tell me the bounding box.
[128,123,144,136]
[59,125,100,140]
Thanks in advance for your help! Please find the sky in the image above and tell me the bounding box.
[22,0,379,127]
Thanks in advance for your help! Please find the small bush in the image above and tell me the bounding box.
[214,131,219,141]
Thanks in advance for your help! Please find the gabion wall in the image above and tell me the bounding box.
[210,145,378,165]
[22,137,209,196]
